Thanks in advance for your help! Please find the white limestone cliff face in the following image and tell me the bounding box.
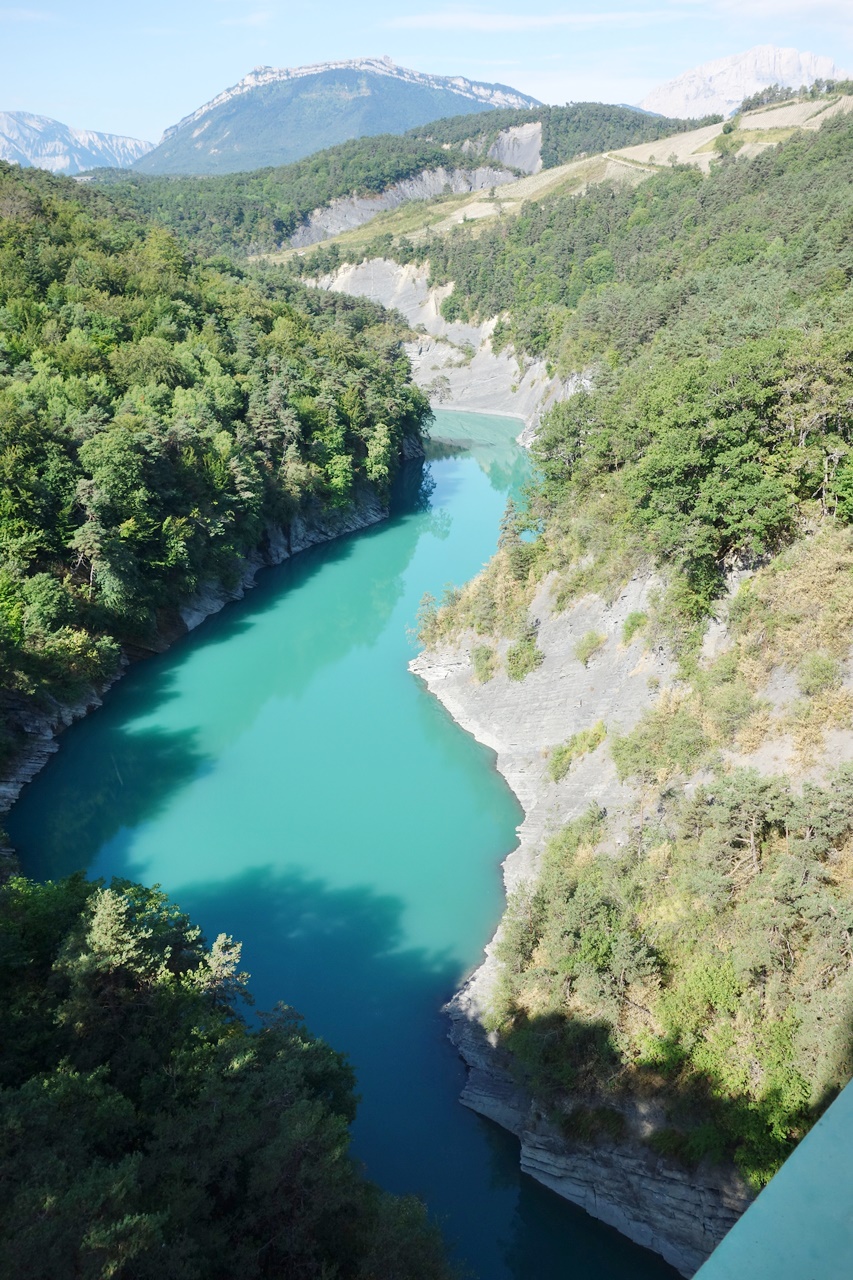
[317,258,572,429]
[0,112,153,174]
[639,45,846,120]
[411,580,754,1276]
[488,122,543,175]
[289,166,515,247]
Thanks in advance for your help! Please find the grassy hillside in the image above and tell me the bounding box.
[415,109,853,1185]
[0,160,428,761]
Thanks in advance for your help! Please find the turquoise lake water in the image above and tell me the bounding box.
[10,410,677,1280]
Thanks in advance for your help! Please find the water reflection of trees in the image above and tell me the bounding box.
[426,434,530,496]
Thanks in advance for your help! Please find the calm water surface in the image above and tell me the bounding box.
[10,410,677,1280]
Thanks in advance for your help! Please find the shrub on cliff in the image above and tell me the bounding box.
[491,767,853,1188]
[506,624,544,681]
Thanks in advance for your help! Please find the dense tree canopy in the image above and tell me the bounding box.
[91,134,475,257]
[407,102,723,169]
[399,110,853,626]
[0,874,452,1279]
[0,161,428,756]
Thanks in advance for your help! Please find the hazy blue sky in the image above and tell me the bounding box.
[2,0,851,141]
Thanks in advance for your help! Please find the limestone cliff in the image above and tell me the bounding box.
[411,579,754,1276]
[487,122,543,175]
[290,166,516,248]
[639,44,845,120]
[318,258,573,430]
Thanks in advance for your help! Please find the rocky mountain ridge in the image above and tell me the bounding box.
[640,44,846,119]
[0,111,153,174]
[137,58,541,174]
[162,56,540,141]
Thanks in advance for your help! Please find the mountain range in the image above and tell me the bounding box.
[639,44,847,119]
[134,58,541,175]
[0,111,153,175]
[2,46,848,178]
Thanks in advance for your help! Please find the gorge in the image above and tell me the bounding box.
[5,81,853,1280]
[6,410,678,1280]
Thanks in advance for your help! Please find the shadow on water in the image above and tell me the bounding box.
[9,425,679,1280]
[124,862,679,1280]
[9,457,440,874]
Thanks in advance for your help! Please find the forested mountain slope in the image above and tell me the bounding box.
[0,161,428,766]
[89,134,485,257]
[412,107,853,1196]
[135,58,540,175]
[407,101,723,168]
[90,102,717,259]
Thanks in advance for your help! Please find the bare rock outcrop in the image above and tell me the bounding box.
[488,122,543,175]
[318,259,573,430]
[290,166,515,248]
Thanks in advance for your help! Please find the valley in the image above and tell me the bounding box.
[3,35,853,1280]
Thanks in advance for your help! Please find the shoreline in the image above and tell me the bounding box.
[0,476,403,828]
[410,580,753,1277]
[314,253,751,1273]
[412,583,753,1280]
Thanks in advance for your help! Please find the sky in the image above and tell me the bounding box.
[1,0,852,142]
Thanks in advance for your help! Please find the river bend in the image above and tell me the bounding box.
[9,411,676,1280]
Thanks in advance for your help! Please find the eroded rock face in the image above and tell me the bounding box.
[412,578,671,1019]
[318,259,576,430]
[488,122,543,175]
[639,44,844,120]
[0,111,153,175]
[411,579,754,1276]
[290,167,516,247]
[0,672,127,821]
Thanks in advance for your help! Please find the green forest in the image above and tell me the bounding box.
[0,157,447,1277]
[5,72,853,1273]
[90,134,475,257]
[0,874,452,1278]
[0,160,428,762]
[406,101,723,167]
[407,110,853,622]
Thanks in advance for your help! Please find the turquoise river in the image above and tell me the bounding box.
[9,411,677,1280]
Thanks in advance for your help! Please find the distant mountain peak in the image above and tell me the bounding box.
[0,111,153,175]
[162,57,540,142]
[640,45,847,120]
